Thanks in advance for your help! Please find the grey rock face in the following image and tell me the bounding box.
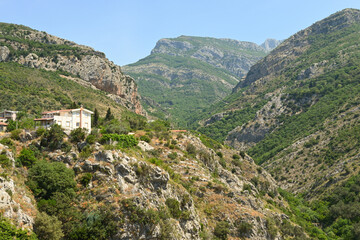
[0,46,10,61]
[260,38,282,52]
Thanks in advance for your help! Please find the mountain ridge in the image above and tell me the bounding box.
[0,22,143,114]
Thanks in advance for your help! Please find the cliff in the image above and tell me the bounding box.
[0,23,143,114]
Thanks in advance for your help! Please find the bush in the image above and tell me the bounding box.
[236,220,253,235]
[214,221,230,240]
[168,152,178,160]
[18,148,37,167]
[219,158,226,168]
[165,198,181,219]
[80,173,92,187]
[186,143,196,155]
[26,160,76,200]
[0,138,14,148]
[216,151,223,158]
[0,154,10,168]
[10,129,22,140]
[34,211,64,240]
[69,128,86,143]
[140,135,151,143]
[100,134,138,148]
[0,216,37,239]
[85,134,96,144]
[41,125,65,150]
[101,119,130,134]
[36,127,46,137]
[232,154,240,160]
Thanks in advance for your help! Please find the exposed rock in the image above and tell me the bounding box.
[138,140,154,151]
[0,46,10,61]
[95,150,114,163]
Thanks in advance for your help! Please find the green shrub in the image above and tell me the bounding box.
[41,125,65,150]
[0,138,14,148]
[18,148,37,167]
[0,154,10,168]
[100,134,138,148]
[69,128,86,143]
[232,154,240,160]
[140,135,151,143]
[0,216,38,239]
[214,221,230,240]
[219,158,226,168]
[236,220,253,235]
[36,127,46,137]
[216,151,223,158]
[26,160,76,200]
[34,211,64,240]
[79,145,92,159]
[165,198,181,219]
[10,129,22,140]
[168,152,178,160]
[80,173,92,187]
[85,134,96,144]
[186,143,196,155]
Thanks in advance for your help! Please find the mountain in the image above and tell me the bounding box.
[0,23,143,114]
[199,8,360,200]
[1,123,321,239]
[123,36,280,127]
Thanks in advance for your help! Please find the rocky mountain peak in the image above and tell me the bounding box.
[260,38,282,52]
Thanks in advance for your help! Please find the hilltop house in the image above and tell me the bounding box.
[34,106,93,133]
[0,110,18,121]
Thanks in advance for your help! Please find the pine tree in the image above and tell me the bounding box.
[105,108,113,121]
[93,108,99,126]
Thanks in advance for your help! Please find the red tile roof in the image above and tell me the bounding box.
[0,122,8,126]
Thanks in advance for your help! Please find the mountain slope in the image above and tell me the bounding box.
[198,8,360,199]
[123,36,279,127]
[0,23,143,114]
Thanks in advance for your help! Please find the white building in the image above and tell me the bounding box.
[0,110,18,121]
[34,107,93,133]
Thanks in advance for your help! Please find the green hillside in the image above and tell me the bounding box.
[0,62,142,122]
[123,36,272,127]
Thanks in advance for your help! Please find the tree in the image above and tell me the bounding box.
[105,108,113,121]
[27,160,76,200]
[93,108,99,127]
[34,212,64,240]
[70,128,86,143]
[18,148,37,167]
[70,102,77,109]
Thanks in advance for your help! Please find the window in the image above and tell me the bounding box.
[66,121,70,127]
[76,122,80,127]
[57,121,62,126]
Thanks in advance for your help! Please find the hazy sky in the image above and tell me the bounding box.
[1,0,360,65]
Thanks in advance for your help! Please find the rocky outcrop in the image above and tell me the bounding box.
[0,24,143,114]
[0,144,36,229]
[150,36,269,78]
[261,38,282,52]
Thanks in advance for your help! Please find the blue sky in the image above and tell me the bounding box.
[1,0,360,66]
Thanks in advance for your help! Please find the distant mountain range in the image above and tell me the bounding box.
[123,36,280,127]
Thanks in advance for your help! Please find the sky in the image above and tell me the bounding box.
[1,0,360,66]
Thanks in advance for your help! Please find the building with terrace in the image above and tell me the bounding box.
[34,106,93,133]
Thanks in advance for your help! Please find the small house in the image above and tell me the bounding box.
[0,110,18,121]
[34,106,93,133]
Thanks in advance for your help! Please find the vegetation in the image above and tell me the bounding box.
[123,34,267,127]
[0,216,38,240]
